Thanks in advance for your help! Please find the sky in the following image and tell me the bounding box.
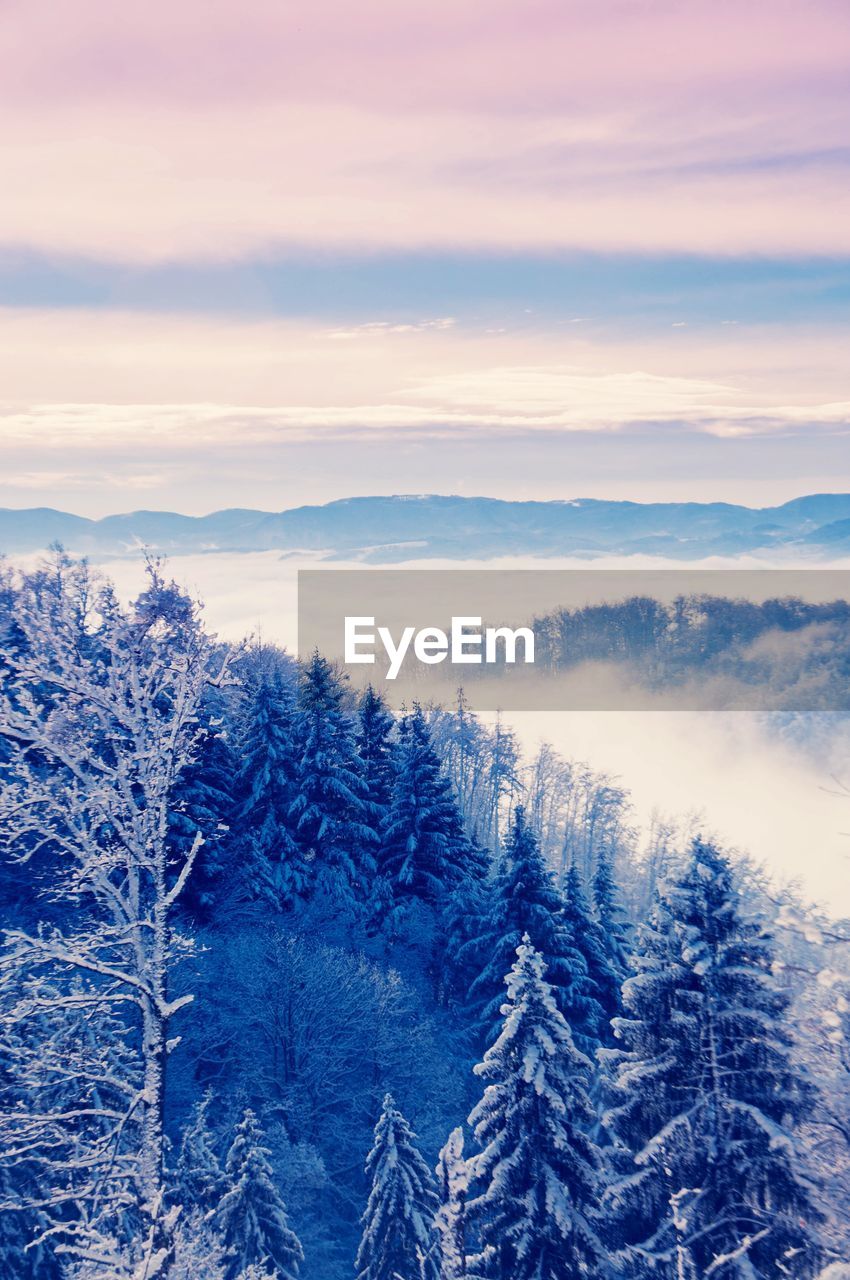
[1,0,850,514]
[5,3,850,906]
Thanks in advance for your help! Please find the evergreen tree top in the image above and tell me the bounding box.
[175,1089,226,1213]
[434,1127,468,1280]
[379,703,471,908]
[467,937,602,1280]
[465,809,604,1055]
[298,649,349,719]
[603,837,823,1280]
[364,1093,438,1201]
[216,1109,303,1280]
[472,935,593,1090]
[356,1094,439,1280]
[357,684,397,818]
[496,806,565,926]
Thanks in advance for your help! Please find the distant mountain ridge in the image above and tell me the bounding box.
[2,494,850,561]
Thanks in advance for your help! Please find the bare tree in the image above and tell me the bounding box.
[0,554,235,1278]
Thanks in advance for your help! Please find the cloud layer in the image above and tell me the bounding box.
[1,307,848,514]
[0,0,849,259]
[0,307,847,436]
[1,1,848,514]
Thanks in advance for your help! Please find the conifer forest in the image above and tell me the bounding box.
[1,554,848,1280]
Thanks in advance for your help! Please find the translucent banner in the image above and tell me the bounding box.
[297,569,850,711]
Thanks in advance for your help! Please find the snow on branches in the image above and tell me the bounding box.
[0,553,236,1275]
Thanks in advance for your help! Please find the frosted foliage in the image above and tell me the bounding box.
[435,1127,468,1280]
[216,1109,303,1280]
[356,1094,439,1280]
[0,555,235,1274]
[466,938,602,1280]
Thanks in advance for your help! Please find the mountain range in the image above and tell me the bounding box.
[2,494,850,560]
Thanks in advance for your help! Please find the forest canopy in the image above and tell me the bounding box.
[0,553,848,1280]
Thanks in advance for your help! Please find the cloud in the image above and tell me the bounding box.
[2,0,846,112]
[511,708,850,911]
[0,308,848,447]
[327,319,456,340]
[1,306,848,515]
[3,389,850,454]
[0,2,848,260]
[1,469,166,491]
[0,103,847,261]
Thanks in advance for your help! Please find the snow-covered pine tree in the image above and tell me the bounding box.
[171,679,238,921]
[466,937,603,1280]
[463,806,593,1051]
[591,846,633,1023]
[216,1108,303,1280]
[602,837,823,1279]
[435,1127,468,1280]
[235,665,309,910]
[0,555,234,1274]
[175,1090,227,1215]
[357,685,397,833]
[379,704,474,920]
[355,1093,439,1280]
[439,849,491,1009]
[598,860,691,1269]
[560,863,610,1057]
[289,651,376,912]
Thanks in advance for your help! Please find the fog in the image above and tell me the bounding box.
[35,548,850,915]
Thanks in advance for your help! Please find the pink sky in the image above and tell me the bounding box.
[3,0,847,109]
[0,0,848,513]
[0,0,848,260]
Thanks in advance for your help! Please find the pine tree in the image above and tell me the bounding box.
[215,1109,303,1280]
[466,937,603,1280]
[602,837,823,1279]
[599,879,689,1268]
[235,668,308,910]
[290,651,375,910]
[435,1127,468,1280]
[357,685,397,832]
[560,864,609,1057]
[355,1093,439,1280]
[168,666,240,921]
[464,807,591,1050]
[591,846,632,1023]
[439,848,491,1009]
[379,705,473,918]
[175,1091,227,1214]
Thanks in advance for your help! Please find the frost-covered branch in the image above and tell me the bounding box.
[0,554,235,1277]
